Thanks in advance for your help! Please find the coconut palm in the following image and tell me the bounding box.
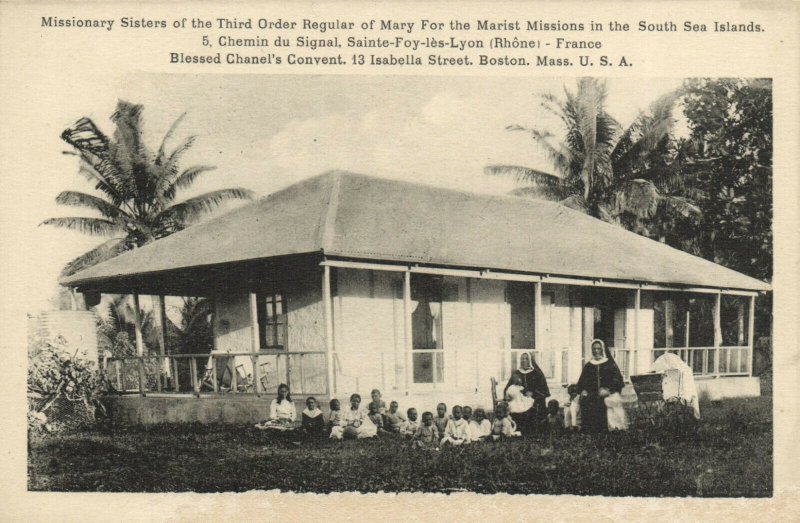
[486,78,700,235]
[41,100,256,276]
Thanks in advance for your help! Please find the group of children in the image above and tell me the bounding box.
[297,388,555,448]
[256,383,585,444]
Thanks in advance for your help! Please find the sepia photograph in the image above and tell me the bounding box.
[24,74,773,496]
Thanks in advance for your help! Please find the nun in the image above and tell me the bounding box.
[577,339,626,433]
[503,351,550,434]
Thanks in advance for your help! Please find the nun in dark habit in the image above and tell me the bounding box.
[577,339,625,433]
[503,351,550,434]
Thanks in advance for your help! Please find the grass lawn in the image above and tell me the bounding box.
[27,396,772,496]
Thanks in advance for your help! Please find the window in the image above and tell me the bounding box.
[411,274,444,384]
[257,292,287,350]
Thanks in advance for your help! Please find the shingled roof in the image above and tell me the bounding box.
[61,171,770,291]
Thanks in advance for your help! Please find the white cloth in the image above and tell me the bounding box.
[564,398,581,428]
[467,419,492,441]
[604,392,628,431]
[506,384,534,413]
[329,408,377,439]
[270,399,296,422]
[441,418,469,445]
[651,352,701,419]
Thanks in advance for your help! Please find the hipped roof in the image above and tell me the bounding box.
[61,171,770,292]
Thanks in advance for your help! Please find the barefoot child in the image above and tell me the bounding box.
[411,411,439,449]
[368,389,387,415]
[368,401,385,432]
[327,398,342,431]
[384,401,406,433]
[491,402,520,439]
[401,408,420,438]
[441,405,469,446]
[301,396,325,435]
[433,402,449,436]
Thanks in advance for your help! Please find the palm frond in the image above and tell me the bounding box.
[614,179,660,219]
[40,217,126,237]
[484,164,560,184]
[558,193,589,213]
[54,191,128,219]
[61,117,109,154]
[506,125,572,176]
[60,238,128,277]
[171,165,217,192]
[156,112,187,165]
[163,188,255,224]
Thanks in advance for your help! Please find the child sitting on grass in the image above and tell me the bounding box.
[368,389,387,415]
[327,398,342,431]
[563,384,581,430]
[368,401,385,432]
[301,396,325,435]
[401,408,419,438]
[491,402,520,440]
[462,405,473,424]
[330,393,377,440]
[411,411,439,449]
[467,407,492,442]
[441,405,469,446]
[384,401,406,433]
[433,402,449,436]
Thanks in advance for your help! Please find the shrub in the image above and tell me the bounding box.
[28,337,104,435]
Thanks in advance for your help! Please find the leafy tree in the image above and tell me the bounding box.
[486,78,700,235]
[680,78,772,339]
[41,100,255,276]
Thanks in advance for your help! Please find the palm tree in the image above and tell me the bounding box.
[486,78,700,237]
[41,100,256,275]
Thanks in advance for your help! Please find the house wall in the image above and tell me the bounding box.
[330,270,584,413]
[213,269,326,396]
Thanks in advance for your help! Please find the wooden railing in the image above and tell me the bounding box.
[103,350,329,397]
[610,346,751,379]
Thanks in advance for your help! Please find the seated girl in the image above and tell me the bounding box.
[330,393,378,440]
[301,396,325,435]
[255,383,296,430]
[441,405,469,446]
[327,398,342,430]
[384,401,406,432]
[491,402,521,439]
[467,408,492,442]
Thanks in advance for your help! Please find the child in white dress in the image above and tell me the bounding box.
[506,374,534,415]
[441,405,469,446]
[467,408,492,442]
[330,393,378,440]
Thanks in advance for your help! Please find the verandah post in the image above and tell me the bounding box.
[747,294,756,376]
[132,292,146,396]
[713,292,722,376]
[534,281,543,356]
[322,265,335,397]
[403,269,412,393]
[633,288,641,377]
[249,292,261,395]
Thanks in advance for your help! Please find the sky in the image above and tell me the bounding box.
[20,74,683,313]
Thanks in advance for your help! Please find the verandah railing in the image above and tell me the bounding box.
[611,346,751,379]
[104,350,329,396]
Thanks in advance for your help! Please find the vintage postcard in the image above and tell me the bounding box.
[1,0,798,521]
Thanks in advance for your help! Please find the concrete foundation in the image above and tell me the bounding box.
[695,376,761,401]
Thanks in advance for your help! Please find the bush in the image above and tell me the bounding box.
[28,338,104,435]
